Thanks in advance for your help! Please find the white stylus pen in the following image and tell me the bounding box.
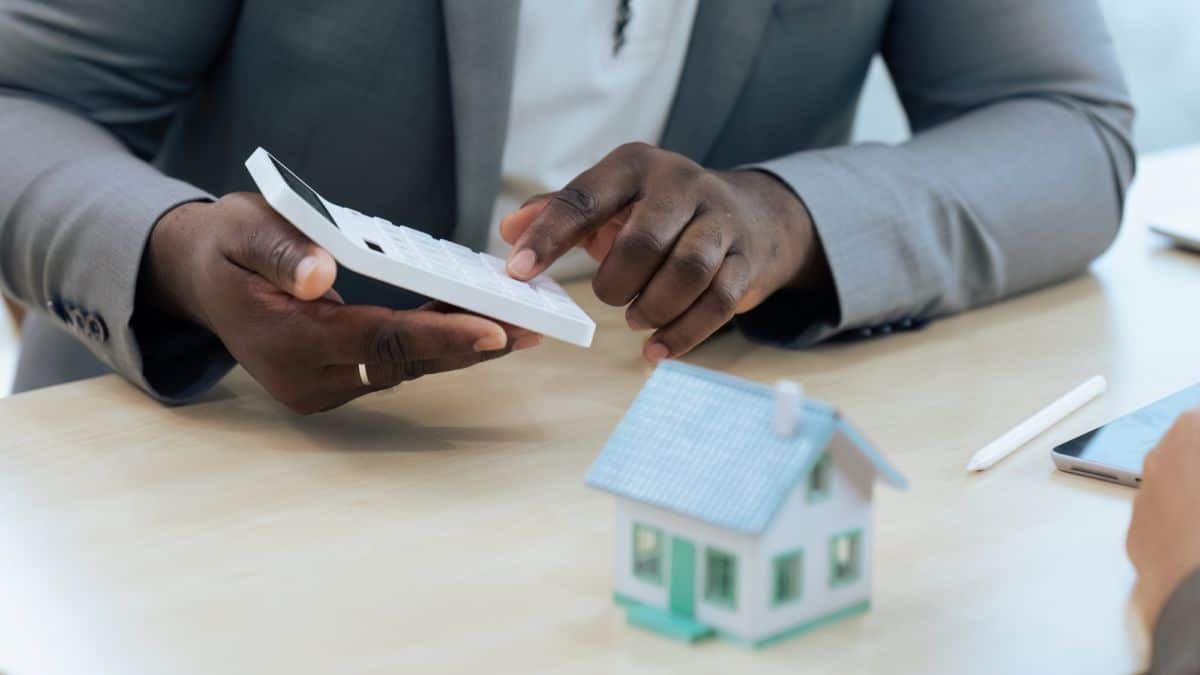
[966,375,1108,473]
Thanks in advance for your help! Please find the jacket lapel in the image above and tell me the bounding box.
[660,0,775,163]
[442,0,773,245]
[442,0,520,249]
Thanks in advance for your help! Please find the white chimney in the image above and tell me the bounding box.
[773,380,805,437]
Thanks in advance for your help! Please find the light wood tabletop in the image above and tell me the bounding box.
[2,146,1199,675]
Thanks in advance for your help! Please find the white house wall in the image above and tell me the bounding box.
[751,430,875,642]
[613,498,757,639]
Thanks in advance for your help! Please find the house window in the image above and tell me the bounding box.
[829,530,863,587]
[703,547,738,609]
[632,523,664,584]
[807,452,833,503]
[772,550,804,606]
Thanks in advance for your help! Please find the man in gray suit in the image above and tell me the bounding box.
[0,1,1133,413]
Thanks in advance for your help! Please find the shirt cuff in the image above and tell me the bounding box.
[735,285,842,348]
[130,303,236,403]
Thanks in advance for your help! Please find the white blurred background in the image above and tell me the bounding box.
[1,1,1197,397]
[853,1,1200,149]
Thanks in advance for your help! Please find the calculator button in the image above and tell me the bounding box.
[441,240,474,256]
[402,226,433,241]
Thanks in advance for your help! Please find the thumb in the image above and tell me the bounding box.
[231,212,338,301]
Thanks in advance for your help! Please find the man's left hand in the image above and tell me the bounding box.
[500,143,832,362]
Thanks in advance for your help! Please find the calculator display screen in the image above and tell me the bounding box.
[269,154,338,228]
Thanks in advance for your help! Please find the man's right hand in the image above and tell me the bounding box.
[140,192,540,414]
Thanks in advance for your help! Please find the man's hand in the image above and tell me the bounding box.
[140,193,540,414]
[1127,408,1200,631]
[500,142,832,363]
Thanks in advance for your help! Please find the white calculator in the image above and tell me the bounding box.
[245,147,595,347]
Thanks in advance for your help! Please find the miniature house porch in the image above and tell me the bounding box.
[586,362,907,648]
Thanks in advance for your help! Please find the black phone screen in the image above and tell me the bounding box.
[1053,382,1200,473]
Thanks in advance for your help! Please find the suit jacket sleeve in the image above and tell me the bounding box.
[738,0,1136,346]
[1149,569,1200,675]
[0,0,240,401]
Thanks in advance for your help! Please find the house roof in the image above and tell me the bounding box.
[585,361,907,534]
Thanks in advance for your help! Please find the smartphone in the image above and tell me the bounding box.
[1051,382,1200,487]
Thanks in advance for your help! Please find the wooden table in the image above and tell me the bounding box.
[2,146,1198,675]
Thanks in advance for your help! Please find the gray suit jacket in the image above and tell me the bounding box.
[1142,566,1200,672]
[1150,569,1200,675]
[0,0,1134,400]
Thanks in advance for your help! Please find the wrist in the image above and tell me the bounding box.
[138,201,212,331]
[730,169,834,295]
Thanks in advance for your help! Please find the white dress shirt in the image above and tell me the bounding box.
[486,0,699,279]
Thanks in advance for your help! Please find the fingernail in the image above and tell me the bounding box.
[626,312,649,331]
[644,341,670,364]
[513,334,542,351]
[295,255,319,285]
[474,332,508,352]
[508,249,536,278]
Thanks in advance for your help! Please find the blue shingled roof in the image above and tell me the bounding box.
[585,361,907,534]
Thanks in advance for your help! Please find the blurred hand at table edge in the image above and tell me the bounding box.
[138,194,541,414]
[1127,407,1200,632]
[499,143,835,364]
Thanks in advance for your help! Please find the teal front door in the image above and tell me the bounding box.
[668,537,696,617]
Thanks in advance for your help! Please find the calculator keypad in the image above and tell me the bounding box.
[373,218,588,319]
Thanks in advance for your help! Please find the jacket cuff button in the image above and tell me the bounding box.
[86,314,109,343]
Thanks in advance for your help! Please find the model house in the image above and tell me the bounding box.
[585,361,908,648]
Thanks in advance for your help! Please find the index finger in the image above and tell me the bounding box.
[506,144,645,280]
[498,194,552,245]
